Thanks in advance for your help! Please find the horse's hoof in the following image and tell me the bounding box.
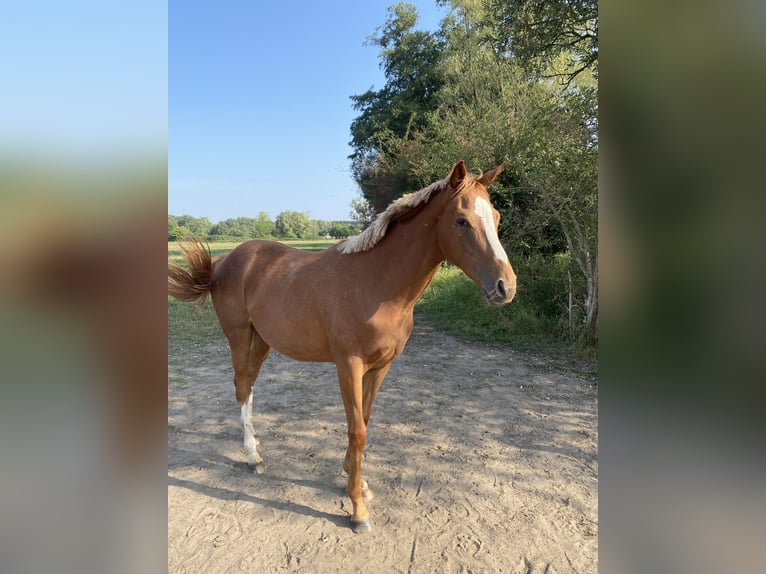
[351,518,372,534]
[248,461,267,474]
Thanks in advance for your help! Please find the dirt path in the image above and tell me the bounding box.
[168,318,598,573]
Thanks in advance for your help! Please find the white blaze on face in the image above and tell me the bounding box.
[474,196,510,263]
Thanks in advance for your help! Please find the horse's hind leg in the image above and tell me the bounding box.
[225,325,271,473]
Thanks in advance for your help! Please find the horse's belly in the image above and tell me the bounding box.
[250,310,333,363]
[270,339,334,363]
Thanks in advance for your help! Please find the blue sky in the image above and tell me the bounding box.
[0,1,167,159]
[169,1,447,222]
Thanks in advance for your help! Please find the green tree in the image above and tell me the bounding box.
[210,218,244,238]
[168,215,179,240]
[348,0,598,344]
[180,215,213,236]
[485,0,598,83]
[252,212,275,238]
[435,0,598,341]
[274,211,311,239]
[168,214,212,239]
[349,195,377,227]
[329,223,353,239]
[514,87,598,340]
[349,2,445,212]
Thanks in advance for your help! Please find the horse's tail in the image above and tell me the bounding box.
[168,238,215,304]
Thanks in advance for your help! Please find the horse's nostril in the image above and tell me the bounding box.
[496,279,506,299]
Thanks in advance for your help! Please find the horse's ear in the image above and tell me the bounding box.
[478,163,505,187]
[449,160,468,188]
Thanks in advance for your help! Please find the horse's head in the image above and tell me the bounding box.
[437,161,517,306]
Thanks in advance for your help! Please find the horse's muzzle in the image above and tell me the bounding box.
[484,278,515,306]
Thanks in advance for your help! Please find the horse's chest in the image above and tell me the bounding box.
[364,312,413,356]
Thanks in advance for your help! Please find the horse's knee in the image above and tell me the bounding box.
[348,427,366,451]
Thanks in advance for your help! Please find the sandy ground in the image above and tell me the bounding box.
[168,317,598,573]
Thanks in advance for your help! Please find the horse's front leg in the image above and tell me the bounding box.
[347,363,392,503]
[337,357,371,533]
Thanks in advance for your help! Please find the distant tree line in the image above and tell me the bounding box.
[168,212,361,241]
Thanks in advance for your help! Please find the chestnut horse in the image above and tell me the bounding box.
[168,161,516,532]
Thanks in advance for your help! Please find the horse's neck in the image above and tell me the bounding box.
[368,193,446,308]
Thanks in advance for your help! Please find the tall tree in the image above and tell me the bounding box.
[349,2,445,212]
[348,0,598,343]
[514,87,598,340]
[252,212,275,238]
[486,0,598,83]
[274,211,311,239]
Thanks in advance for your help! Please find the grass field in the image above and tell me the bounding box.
[168,239,338,263]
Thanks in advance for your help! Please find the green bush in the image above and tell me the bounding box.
[417,253,593,355]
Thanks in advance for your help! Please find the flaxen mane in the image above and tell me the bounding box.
[338,174,476,254]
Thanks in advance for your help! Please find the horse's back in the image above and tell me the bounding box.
[212,239,313,287]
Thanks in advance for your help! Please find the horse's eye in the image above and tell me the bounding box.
[456,217,469,227]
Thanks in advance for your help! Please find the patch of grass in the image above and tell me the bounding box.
[416,262,588,358]
[167,298,223,354]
